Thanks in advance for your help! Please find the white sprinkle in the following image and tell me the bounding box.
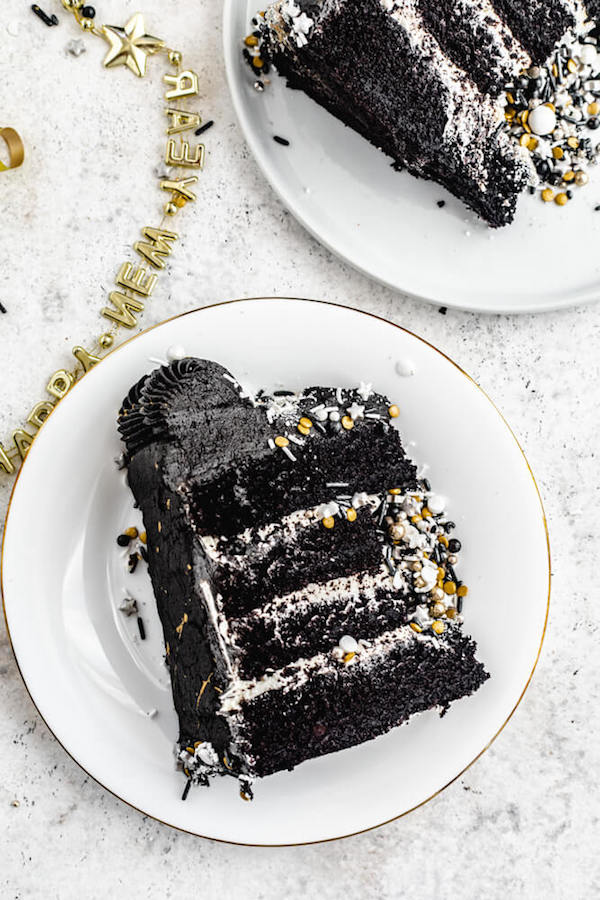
[329,410,340,422]
[336,387,343,403]
[395,358,416,377]
[7,21,20,36]
[426,493,446,515]
[338,635,359,654]
[357,381,373,401]
[268,438,275,450]
[282,446,296,462]
[365,413,381,419]
[222,374,238,384]
[288,434,304,445]
[326,482,349,487]
[529,104,557,136]
[346,402,365,420]
[146,708,158,719]
[149,356,168,366]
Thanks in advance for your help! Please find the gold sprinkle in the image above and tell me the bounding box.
[166,498,171,509]
[506,92,515,104]
[299,417,313,429]
[589,102,600,116]
[411,514,422,524]
[541,188,555,203]
[186,746,194,754]
[438,534,449,547]
[341,415,354,430]
[444,581,457,595]
[563,170,575,183]
[274,435,289,448]
[527,137,538,151]
[244,34,259,46]
[437,566,446,580]
[140,531,147,544]
[519,133,530,147]
[343,651,356,664]
[552,146,564,160]
[176,612,189,636]
[567,136,579,150]
[575,171,589,186]
[186,564,192,571]
[409,622,422,634]
[252,56,264,68]
[297,424,311,436]
[323,516,335,529]
[446,607,458,620]
[421,507,432,518]
[457,585,469,598]
[552,63,558,77]
[197,672,213,705]
[346,507,357,522]
[388,404,400,418]
[388,488,402,495]
[158,521,162,533]
[555,192,569,206]
[431,620,446,635]
[567,58,577,74]
[124,526,138,539]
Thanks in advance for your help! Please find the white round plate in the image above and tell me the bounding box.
[224,2,600,313]
[2,299,550,845]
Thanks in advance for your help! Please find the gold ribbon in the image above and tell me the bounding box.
[0,127,25,172]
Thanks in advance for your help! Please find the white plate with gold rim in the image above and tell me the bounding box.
[2,298,550,845]
[223,1,600,313]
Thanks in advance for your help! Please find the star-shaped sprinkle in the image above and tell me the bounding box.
[347,402,365,420]
[357,381,373,401]
[101,14,164,78]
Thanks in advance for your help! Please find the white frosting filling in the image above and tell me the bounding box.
[218,622,436,714]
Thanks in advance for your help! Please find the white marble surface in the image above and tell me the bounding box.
[1,2,599,897]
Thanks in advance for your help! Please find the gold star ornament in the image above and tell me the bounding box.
[101,13,165,78]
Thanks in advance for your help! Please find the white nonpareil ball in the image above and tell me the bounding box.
[528,105,557,136]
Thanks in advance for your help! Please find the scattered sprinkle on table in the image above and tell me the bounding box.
[436,200,446,208]
[0,302,6,314]
[31,4,58,26]
[438,306,448,315]
[137,616,146,640]
[195,120,214,136]
[273,135,290,146]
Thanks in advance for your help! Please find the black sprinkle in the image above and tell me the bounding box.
[137,616,146,640]
[445,521,456,533]
[436,200,446,208]
[457,596,464,614]
[31,4,58,25]
[128,553,139,574]
[438,306,448,316]
[181,779,192,801]
[0,302,6,314]
[195,120,214,136]
[117,534,130,547]
[595,204,600,211]
[273,135,290,146]
[140,546,149,563]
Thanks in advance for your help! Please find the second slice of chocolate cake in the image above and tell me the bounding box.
[118,358,488,797]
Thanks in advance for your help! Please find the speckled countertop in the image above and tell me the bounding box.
[1,2,599,897]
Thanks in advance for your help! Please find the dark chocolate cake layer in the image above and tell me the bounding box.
[250,0,600,226]
[119,358,488,795]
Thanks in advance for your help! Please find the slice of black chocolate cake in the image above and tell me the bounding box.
[118,359,488,798]
[246,0,600,225]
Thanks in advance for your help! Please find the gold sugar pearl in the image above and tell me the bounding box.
[541,188,554,203]
[552,147,564,160]
[299,417,313,429]
[169,50,183,66]
[446,607,458,620]
[297,424,311,436]
[555,193,569,207]
[388,404,400,418]
[444,581,457,595]
[244,34,259,46]
[341,415,354,430]
[410,622,422,634]
[322,516,335,529]
[575,171,589,186]
[252,56,264,68]
[274,436,289,448]
[431,620,446,635]
[164,201,179,216]
[80,17,94,30]
[438,534,449,547]
[457,585,469,598]
[421,507,432,518]
[346,507,357,523]
[388,488,402,495]
[567,137,579,150]
[124,526,138,539]
[563,171,575,183]
[431,602,446,618]
[589,102,600,116]
[437,566,446,580]
[140,531,147,544]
